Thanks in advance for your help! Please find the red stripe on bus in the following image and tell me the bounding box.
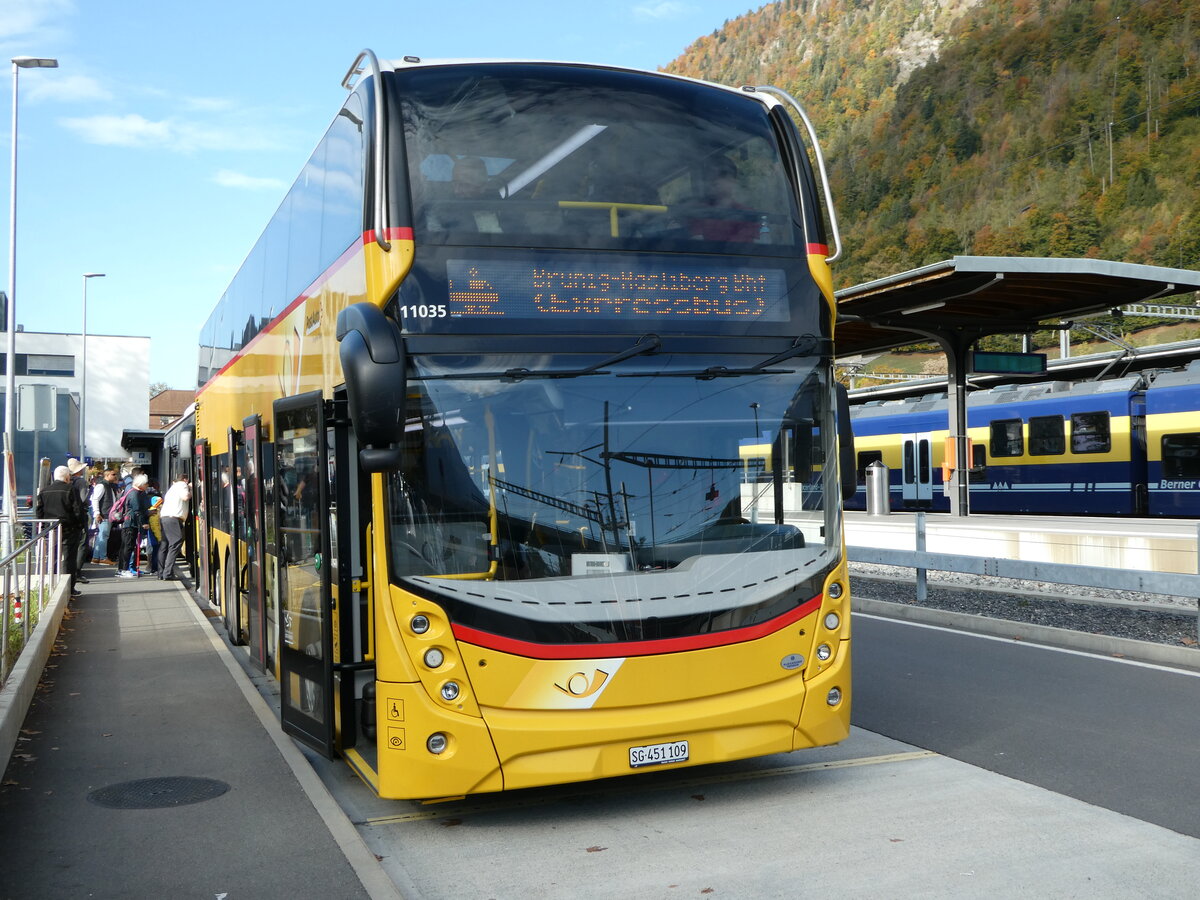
[451,594,824,660]
[197,226,413,397]
[807,243,829,255]
[367,226,414,242]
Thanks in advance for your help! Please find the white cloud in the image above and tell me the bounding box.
[60,113,173,147]
[26,74,111,104]
[633,1,690,21]
[0,0,74,42]
[212,169,286,192]
[60,112,283,153]
[183,96,236,113]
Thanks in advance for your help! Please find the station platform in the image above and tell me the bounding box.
[0,565,399,900]
[846,509,1200,574]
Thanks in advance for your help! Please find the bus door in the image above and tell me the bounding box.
[194,439,211,603]
[225,427,245,644]
[328,388,371,754]
[242,415,268,670]
[901,433,933,508]
[273,391,336,756]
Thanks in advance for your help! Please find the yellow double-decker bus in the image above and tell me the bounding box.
[195,50,854,799]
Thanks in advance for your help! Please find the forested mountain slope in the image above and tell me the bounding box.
[666,0,1200,291]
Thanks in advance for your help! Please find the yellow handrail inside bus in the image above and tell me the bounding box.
[557,200,668,237]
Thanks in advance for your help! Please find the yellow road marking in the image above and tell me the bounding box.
[362,750,938,826]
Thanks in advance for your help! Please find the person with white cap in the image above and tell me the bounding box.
[36,465,88,598]
[66,458,92,574]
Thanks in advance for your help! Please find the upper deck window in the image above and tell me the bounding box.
[989,418,1024,457]
[1028,415,1065,456]
[1070,411,1111,454]
[398,64,803,255]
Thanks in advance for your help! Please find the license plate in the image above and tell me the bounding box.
[629,739,689,768]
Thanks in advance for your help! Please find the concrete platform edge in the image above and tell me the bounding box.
[0,578,71,769]
[854,595,1200,672]
[176,587,406,900]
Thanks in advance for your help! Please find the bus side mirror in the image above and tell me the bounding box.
[835,382,856,502]
[336,302,407,473]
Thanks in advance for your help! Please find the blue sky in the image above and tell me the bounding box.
[0,0,757,389]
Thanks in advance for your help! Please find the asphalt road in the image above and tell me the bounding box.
[850,611,1200,838]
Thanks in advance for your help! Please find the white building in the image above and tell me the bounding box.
[1,329,149,498]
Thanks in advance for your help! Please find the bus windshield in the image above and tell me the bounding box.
[399,63,803,256]
[386,349,841,646]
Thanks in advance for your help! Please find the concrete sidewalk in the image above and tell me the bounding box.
[0,565,399,900]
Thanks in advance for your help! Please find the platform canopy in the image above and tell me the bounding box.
[832,256,1200,516]
[834,256,1200,358]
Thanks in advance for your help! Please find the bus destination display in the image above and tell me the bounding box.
[445,259,790,322]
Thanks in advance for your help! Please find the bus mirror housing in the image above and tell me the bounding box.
[835,382,856,501]
[336,302,407,473]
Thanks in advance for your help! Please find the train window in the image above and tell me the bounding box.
[989,419,1023,457]
[856,450,882,484]
[1028,415,1065,456]
[1162,433,1200,478]
[1070,411,1111,454]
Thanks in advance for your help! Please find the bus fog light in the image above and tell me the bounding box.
[411,615,430,634]
[827,687,842,706]
[827,581,843,599]
[423,648,444,668]
[440,681,460,701]
[824,612,840,631]
[816,643,832,661]
[427,733,448,754]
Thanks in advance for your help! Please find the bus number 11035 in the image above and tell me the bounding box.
[399,304,448,318]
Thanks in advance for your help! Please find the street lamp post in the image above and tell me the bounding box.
[5,55,57,527]
[81,273,104,464]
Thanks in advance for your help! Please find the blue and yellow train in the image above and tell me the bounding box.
[847,360,1200,517]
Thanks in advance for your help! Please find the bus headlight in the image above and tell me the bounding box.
[440,681,461,701]
[411,614,430,634]
[824,612,840,631]
[423,648,445,669]
[816,643,832,661]
[827,581,844,599]
[827,687,843,706]
[427,733,448,754]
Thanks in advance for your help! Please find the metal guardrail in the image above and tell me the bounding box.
[0,519,65,688]
[847,512,1200,643]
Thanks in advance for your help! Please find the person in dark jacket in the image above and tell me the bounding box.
[36,465,88,597]
[116,474,151,578]
[66,458,91,575]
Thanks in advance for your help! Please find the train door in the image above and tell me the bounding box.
[195,439,211,603]
[901,432,934,508]
[274,391,336,756]
[242,415,268,670]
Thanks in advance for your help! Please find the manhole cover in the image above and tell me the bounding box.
[87,776,230,809]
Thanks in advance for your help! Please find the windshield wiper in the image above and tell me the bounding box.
[617,334,827,379]
[414,334,661,382]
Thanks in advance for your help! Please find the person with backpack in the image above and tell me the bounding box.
[90,468,121,565]
[115,474,151,578]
